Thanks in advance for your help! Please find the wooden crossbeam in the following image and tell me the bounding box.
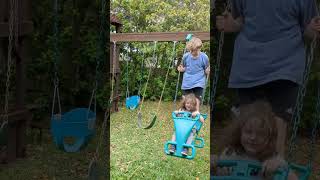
[110,31,210,42]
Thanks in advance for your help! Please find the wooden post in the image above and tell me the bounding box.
[110,15,122,112]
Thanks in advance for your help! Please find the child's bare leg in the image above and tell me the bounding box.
[275,116,287,157]
[171,133,176,142]
[186,129,196,144]
[196,98,200,112]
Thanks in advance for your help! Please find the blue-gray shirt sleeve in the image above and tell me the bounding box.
[182,53,188,66]
[203,53,209,68]
[231,0,243,19]
[297,0,318,31]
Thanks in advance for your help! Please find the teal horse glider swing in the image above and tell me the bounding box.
[164,112,208,160]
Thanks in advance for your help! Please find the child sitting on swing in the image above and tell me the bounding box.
[212,100,298,179]
[169,93,205,156]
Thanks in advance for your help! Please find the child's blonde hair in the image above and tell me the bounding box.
[186,37,202,52]
[180,93,197,112]
[224,100,278,161]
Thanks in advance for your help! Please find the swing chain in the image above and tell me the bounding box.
[157,41,177,113]
[137,49,145,96]
[137,41,157,128]
[308,81,320,169]
[50,0,62,118]
[1,0,16,132]
[125,44,130,99]
[110,41,117,106]
[173,47,187,111]
[88,0,107,178]
[288,36,317,161]
[210,0,231,112]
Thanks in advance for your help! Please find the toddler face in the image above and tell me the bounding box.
[240,118,269,156]
[185,100,195,111]
[190,48,200,58]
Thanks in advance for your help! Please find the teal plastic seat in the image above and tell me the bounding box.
[51,108,96,152]
[164,111,207,160]
[125,95,140,110]
[211,159,310,180]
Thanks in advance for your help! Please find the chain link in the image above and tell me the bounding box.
[110,41,117,106]
[157,41,177,114]
[308,80,320,169]
[125,44,130,98]
[51,0,62,118]
[210,0,231,113]
[172,47,187,111]
[137,49,145,95]
[288,35,318,161]
[1,0,16,132]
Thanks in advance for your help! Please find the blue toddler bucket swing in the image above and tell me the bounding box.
[50,86,97,153]
[50,0,98,153]
[124,45,141,110]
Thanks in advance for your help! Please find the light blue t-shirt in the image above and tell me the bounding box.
[229,0,317,88]
[181,52,209,90]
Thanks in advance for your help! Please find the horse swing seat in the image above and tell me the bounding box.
[51,108,96,152]
[164,111,207,160]
[211,159,311,180]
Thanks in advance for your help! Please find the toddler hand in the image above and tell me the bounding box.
[191,111,200,117]
[200,117,205,123]
[216,11,233,32]
[262,156,287,177]
[205,66,210,75]
[177,64,185,72]
[310,16,320,33]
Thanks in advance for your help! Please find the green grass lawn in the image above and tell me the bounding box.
[0,121,107,180]
[111,101,210,179]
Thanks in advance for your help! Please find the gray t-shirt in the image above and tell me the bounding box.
[181,52,209,89]
[229,0,318,88]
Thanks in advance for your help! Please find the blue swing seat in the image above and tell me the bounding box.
[125,95,140,110]
[211,159,310,180]
[50,108,96,152]
[164,111,207,160]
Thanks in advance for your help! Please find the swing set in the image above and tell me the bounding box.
[211,0,320,179]
[110,31,210,159]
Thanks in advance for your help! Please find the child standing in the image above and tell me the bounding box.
[169,93,205,156]
[213,100,298,179]
[178,36,210,113]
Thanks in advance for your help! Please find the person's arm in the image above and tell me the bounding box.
[299,0,320,39]
[177,53,187,72]
[216,0,244,33]
[262,155,288,177]
[216,12,244,33]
